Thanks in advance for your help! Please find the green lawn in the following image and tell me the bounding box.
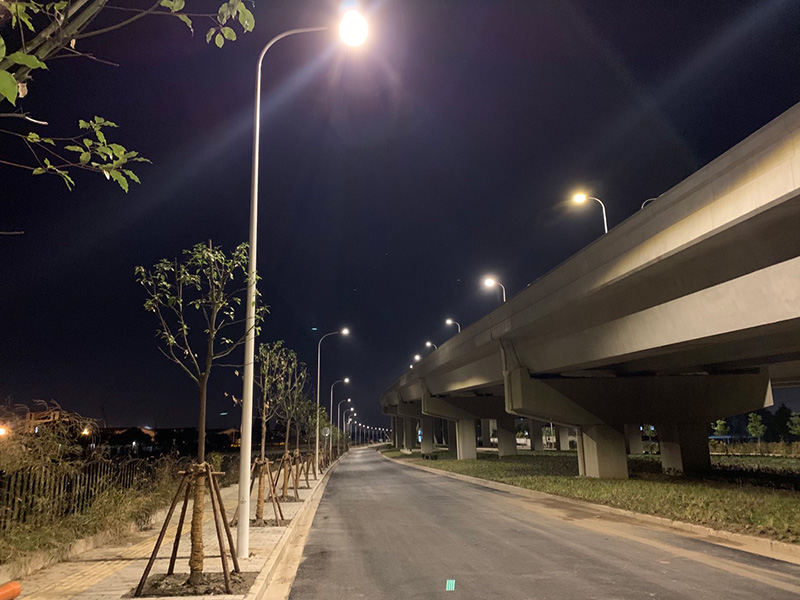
[382,448,800,543]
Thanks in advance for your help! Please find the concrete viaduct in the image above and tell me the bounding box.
[380,99,800,478]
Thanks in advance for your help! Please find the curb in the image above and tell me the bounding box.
[245,455,341,600]
[379,451,800,565]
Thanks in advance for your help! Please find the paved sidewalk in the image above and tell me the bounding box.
[16,465,332,600]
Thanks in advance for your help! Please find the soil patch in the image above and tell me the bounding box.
[133,571,258,597]
[252,518,292,527]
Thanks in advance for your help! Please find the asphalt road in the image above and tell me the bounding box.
[287,448,800,600]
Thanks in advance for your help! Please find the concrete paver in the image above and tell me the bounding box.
[16,465,328,600]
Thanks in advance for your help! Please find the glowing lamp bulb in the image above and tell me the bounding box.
[344,377,350,384]
[339,10,368,47]
[573,193,587,204]
[341,327,350,336]
[484,278,496,288]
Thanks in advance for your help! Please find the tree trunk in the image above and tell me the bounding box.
[187,469,206,585]
[197,378,208,463]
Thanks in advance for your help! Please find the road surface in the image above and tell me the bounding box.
[287,448,800,599]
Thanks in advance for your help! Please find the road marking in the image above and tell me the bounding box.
[445,579,456,591]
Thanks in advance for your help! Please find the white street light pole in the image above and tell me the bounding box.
[316,329,349,475]
[238,9,368,559]
[445,318,461,333]
[483,277,506,303]
[239,24,329,561]
[573,193,608,234]
[425,340,438,350]
[329,377,349,459]
[337,398,352,454]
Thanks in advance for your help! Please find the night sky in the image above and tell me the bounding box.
[3,1,800,430]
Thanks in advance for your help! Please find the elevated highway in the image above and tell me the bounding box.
[381,100,800,478]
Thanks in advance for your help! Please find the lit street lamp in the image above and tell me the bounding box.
[414,354,422,362]
[337,398,352,454]
[238,9,367,559]
[329,377,350,459]
[445,318,461,333]
[573,193,608,234]
[425,340,438,350]
[483,277,507,303]
[315,328,349,476]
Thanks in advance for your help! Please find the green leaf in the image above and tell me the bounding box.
[0,69,17,106]
[159,0,185,11]
[7,52,47,70]
[237,6,255,33]
[96,129,106,144]
[0,36,6,62]
[176,13,193,33]
[109,170,129,192]
[206,28,215,44]
[32,167,45,175]
[79,119,91,129]
[41,137,55,146]
[64,144,83,153]
[83,138,93,147]
[215,33,225,48]
[123,169,141,184]
[221,26,236,41]
[79,152,91,165]
[26,132,40,143]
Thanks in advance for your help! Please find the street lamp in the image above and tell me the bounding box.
[414,354,422,362]
[445,318,461,333]
[329,377,350,459]
[316,328,350,475]
[238,10,368,559]
[483,277,506,302]
[343,408,355,444]
[641,197,657,209]
[337,398,352,454]
[425,341,438,350]
[573,193,608,234]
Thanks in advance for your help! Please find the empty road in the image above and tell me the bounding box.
[287,448,800,599]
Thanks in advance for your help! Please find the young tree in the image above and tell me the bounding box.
[712,419,730,437]
[788,412,800,439]
[747,412,767,452]
[0,0,255,190]
[135,240,264,586]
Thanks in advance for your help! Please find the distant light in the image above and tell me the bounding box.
[409,364,414,369]
[347,398,351,403]
[573,193,587,204]
[445,318,453,325]
[81,428,90,436]
[339,9,368,47]
[0,426,7,436]
[414,354,422,362]
[484,277,496,288]
[341,327,350,336]
[311,327,318,331]
[344,377,350,384]
[220,412,228,416]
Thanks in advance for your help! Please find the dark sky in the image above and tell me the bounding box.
[3,0,800,430]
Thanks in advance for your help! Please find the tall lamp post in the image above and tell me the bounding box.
[316,328,349,475]
[329,377,350,459]
[573,193,608,234]
[337,398,352,454]
[483,277,506,302]
[343,408,356,446]
[238,10,368,559]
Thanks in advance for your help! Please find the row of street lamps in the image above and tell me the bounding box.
[406,193,623,368]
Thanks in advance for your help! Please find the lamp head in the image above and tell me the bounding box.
[347,398,351,403]
[445,318,453,325]
[339,9,368,47]
[573,193,587,204]
[425,341,433,348]
[340,327,350,336]
[414,354,421,362]
[344,377,350,384]
[484,277,496,288]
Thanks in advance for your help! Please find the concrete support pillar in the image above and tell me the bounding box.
[557,426,571,451]
[579,425,628,478]
[446,420,457,452]
[625,424,644,455]
[392,417,401,448]
[658,423,711,474]
[420,416,434,454]
[576,427,586,476]
[402,417,416,451]
[496,417,518,457]
[480,419,492,446]
[527,419,545,451]
[455,419,477,460]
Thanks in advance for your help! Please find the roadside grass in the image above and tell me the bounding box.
[381,448,800,543]
[0,470,176,566]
